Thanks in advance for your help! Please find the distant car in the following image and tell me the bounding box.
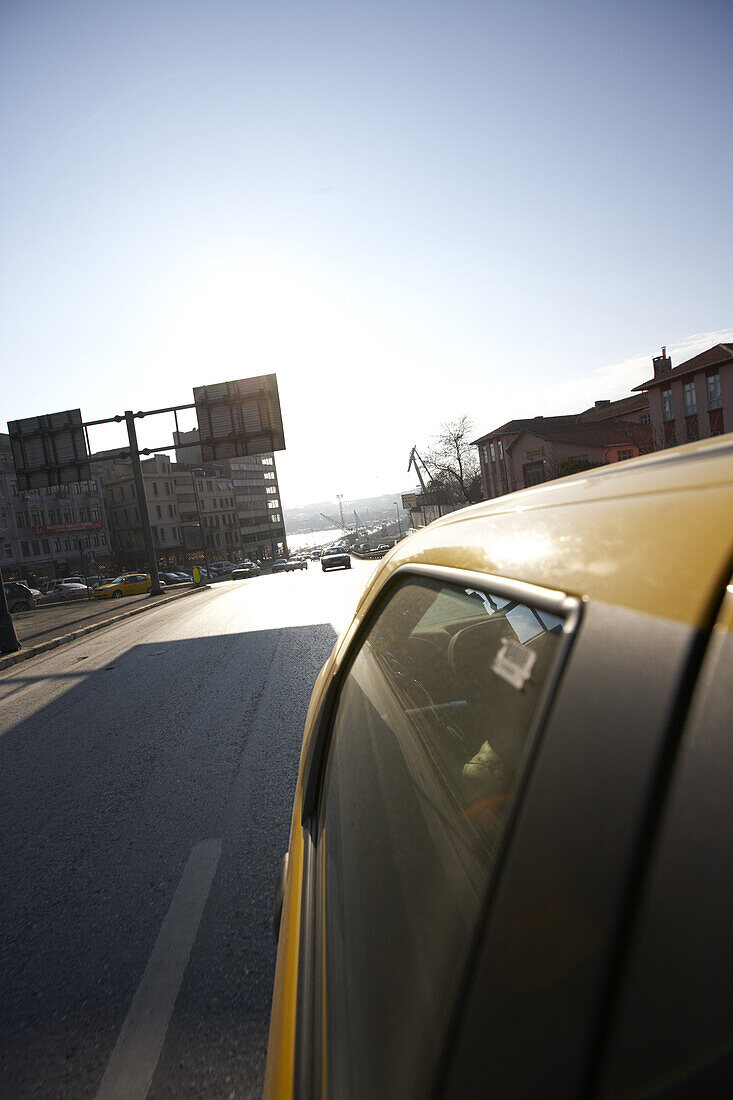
[210,561,235,576]
[159,572,186,585]
[377,543,393,552]
[232,561,260,579]
[310,549,323,560]
[271,559,290,574]
[92,573,157,599]
[4,581,36,613]
[321,547,351,571]
[290,556,308,571]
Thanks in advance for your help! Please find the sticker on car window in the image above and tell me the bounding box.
[492,639,537,690]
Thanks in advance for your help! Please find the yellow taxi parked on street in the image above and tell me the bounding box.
[92,573,153,599]
[265,435,733,1100]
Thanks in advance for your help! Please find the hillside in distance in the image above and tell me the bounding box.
[284,491,412,534]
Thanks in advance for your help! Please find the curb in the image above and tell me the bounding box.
[0,585,211,672]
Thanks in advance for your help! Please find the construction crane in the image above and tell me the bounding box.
[407,446,430,493]
[320,512,351,534]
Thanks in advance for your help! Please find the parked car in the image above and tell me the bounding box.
[159,572,187,585]
[209,561,235,576]
[92,573,158,599]
[321,546,351,571]
[232,561,260,579]
[265,436,733,1100]
[3,581,36,612]
[41,582,91,603]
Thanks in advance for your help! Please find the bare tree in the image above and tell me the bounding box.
[422,416,483,504]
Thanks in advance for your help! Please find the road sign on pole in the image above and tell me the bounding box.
[193,374,285,462]
[8,409,91,490]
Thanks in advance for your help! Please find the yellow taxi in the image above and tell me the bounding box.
[92,573,153,599]
[265,435,733,1099]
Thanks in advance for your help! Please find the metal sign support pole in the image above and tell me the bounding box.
[0,565,22,653]
[125,411,163,596]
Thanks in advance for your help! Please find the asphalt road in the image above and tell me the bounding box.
[0,560,370,1099]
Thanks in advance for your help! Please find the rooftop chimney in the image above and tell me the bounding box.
[594,399,611,407]
[652,345,672,378]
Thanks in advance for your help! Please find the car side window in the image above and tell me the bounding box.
[316,575,567,1100]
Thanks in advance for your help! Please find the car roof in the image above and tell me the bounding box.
[361,436,733,628]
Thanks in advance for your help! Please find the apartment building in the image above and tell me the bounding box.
[1,432,113,582]
[94,452,185,570]
[633,343,732,447]
[173,464,242,562]
[174,431,287,561]
[474,393,652,500]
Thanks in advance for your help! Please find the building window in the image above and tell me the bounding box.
[489,442,495,462]
[165,483,171,495]
[707,373,722,410]
[683,382,697,416]
[640,412,651,425]
[21,541,29,557]
[153,482,159,495]
[709,408,724,435]
[616,448,634,462]
[156,505,162,518]
[664,421,676,447]
[662,389,674,421]
[497,440,504,460]
[523,462,545,487]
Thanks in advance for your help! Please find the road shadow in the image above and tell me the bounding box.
[0,623,337,1099]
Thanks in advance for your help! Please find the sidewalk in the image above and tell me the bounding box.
[0,585,210,671]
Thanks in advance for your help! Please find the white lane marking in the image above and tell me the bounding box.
[95,838,222,1100]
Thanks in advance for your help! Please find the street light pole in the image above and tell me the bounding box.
[125,411,163,595]
[337,493,345,531]
[0,565,21,653]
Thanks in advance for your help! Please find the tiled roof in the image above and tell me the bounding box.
[506,419,651,450]
[633,343,733,390]
[578,394,648,421]
[472,415,577,445]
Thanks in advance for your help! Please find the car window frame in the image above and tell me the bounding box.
[295,563,582,1099]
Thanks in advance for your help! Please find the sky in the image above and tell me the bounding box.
[1,0,731,509]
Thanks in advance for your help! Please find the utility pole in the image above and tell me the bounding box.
[0,566,21,653]
[125,411,163,595]
[394,501,403,539]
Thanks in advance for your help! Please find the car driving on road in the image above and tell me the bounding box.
[320,546,351,571]
[232,561,261,578]
[265,436,733,1100]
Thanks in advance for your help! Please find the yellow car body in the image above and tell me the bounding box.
[92,573,152,599]
[265,435,733,1100]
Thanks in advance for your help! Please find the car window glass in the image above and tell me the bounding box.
[317,575,566,1100]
